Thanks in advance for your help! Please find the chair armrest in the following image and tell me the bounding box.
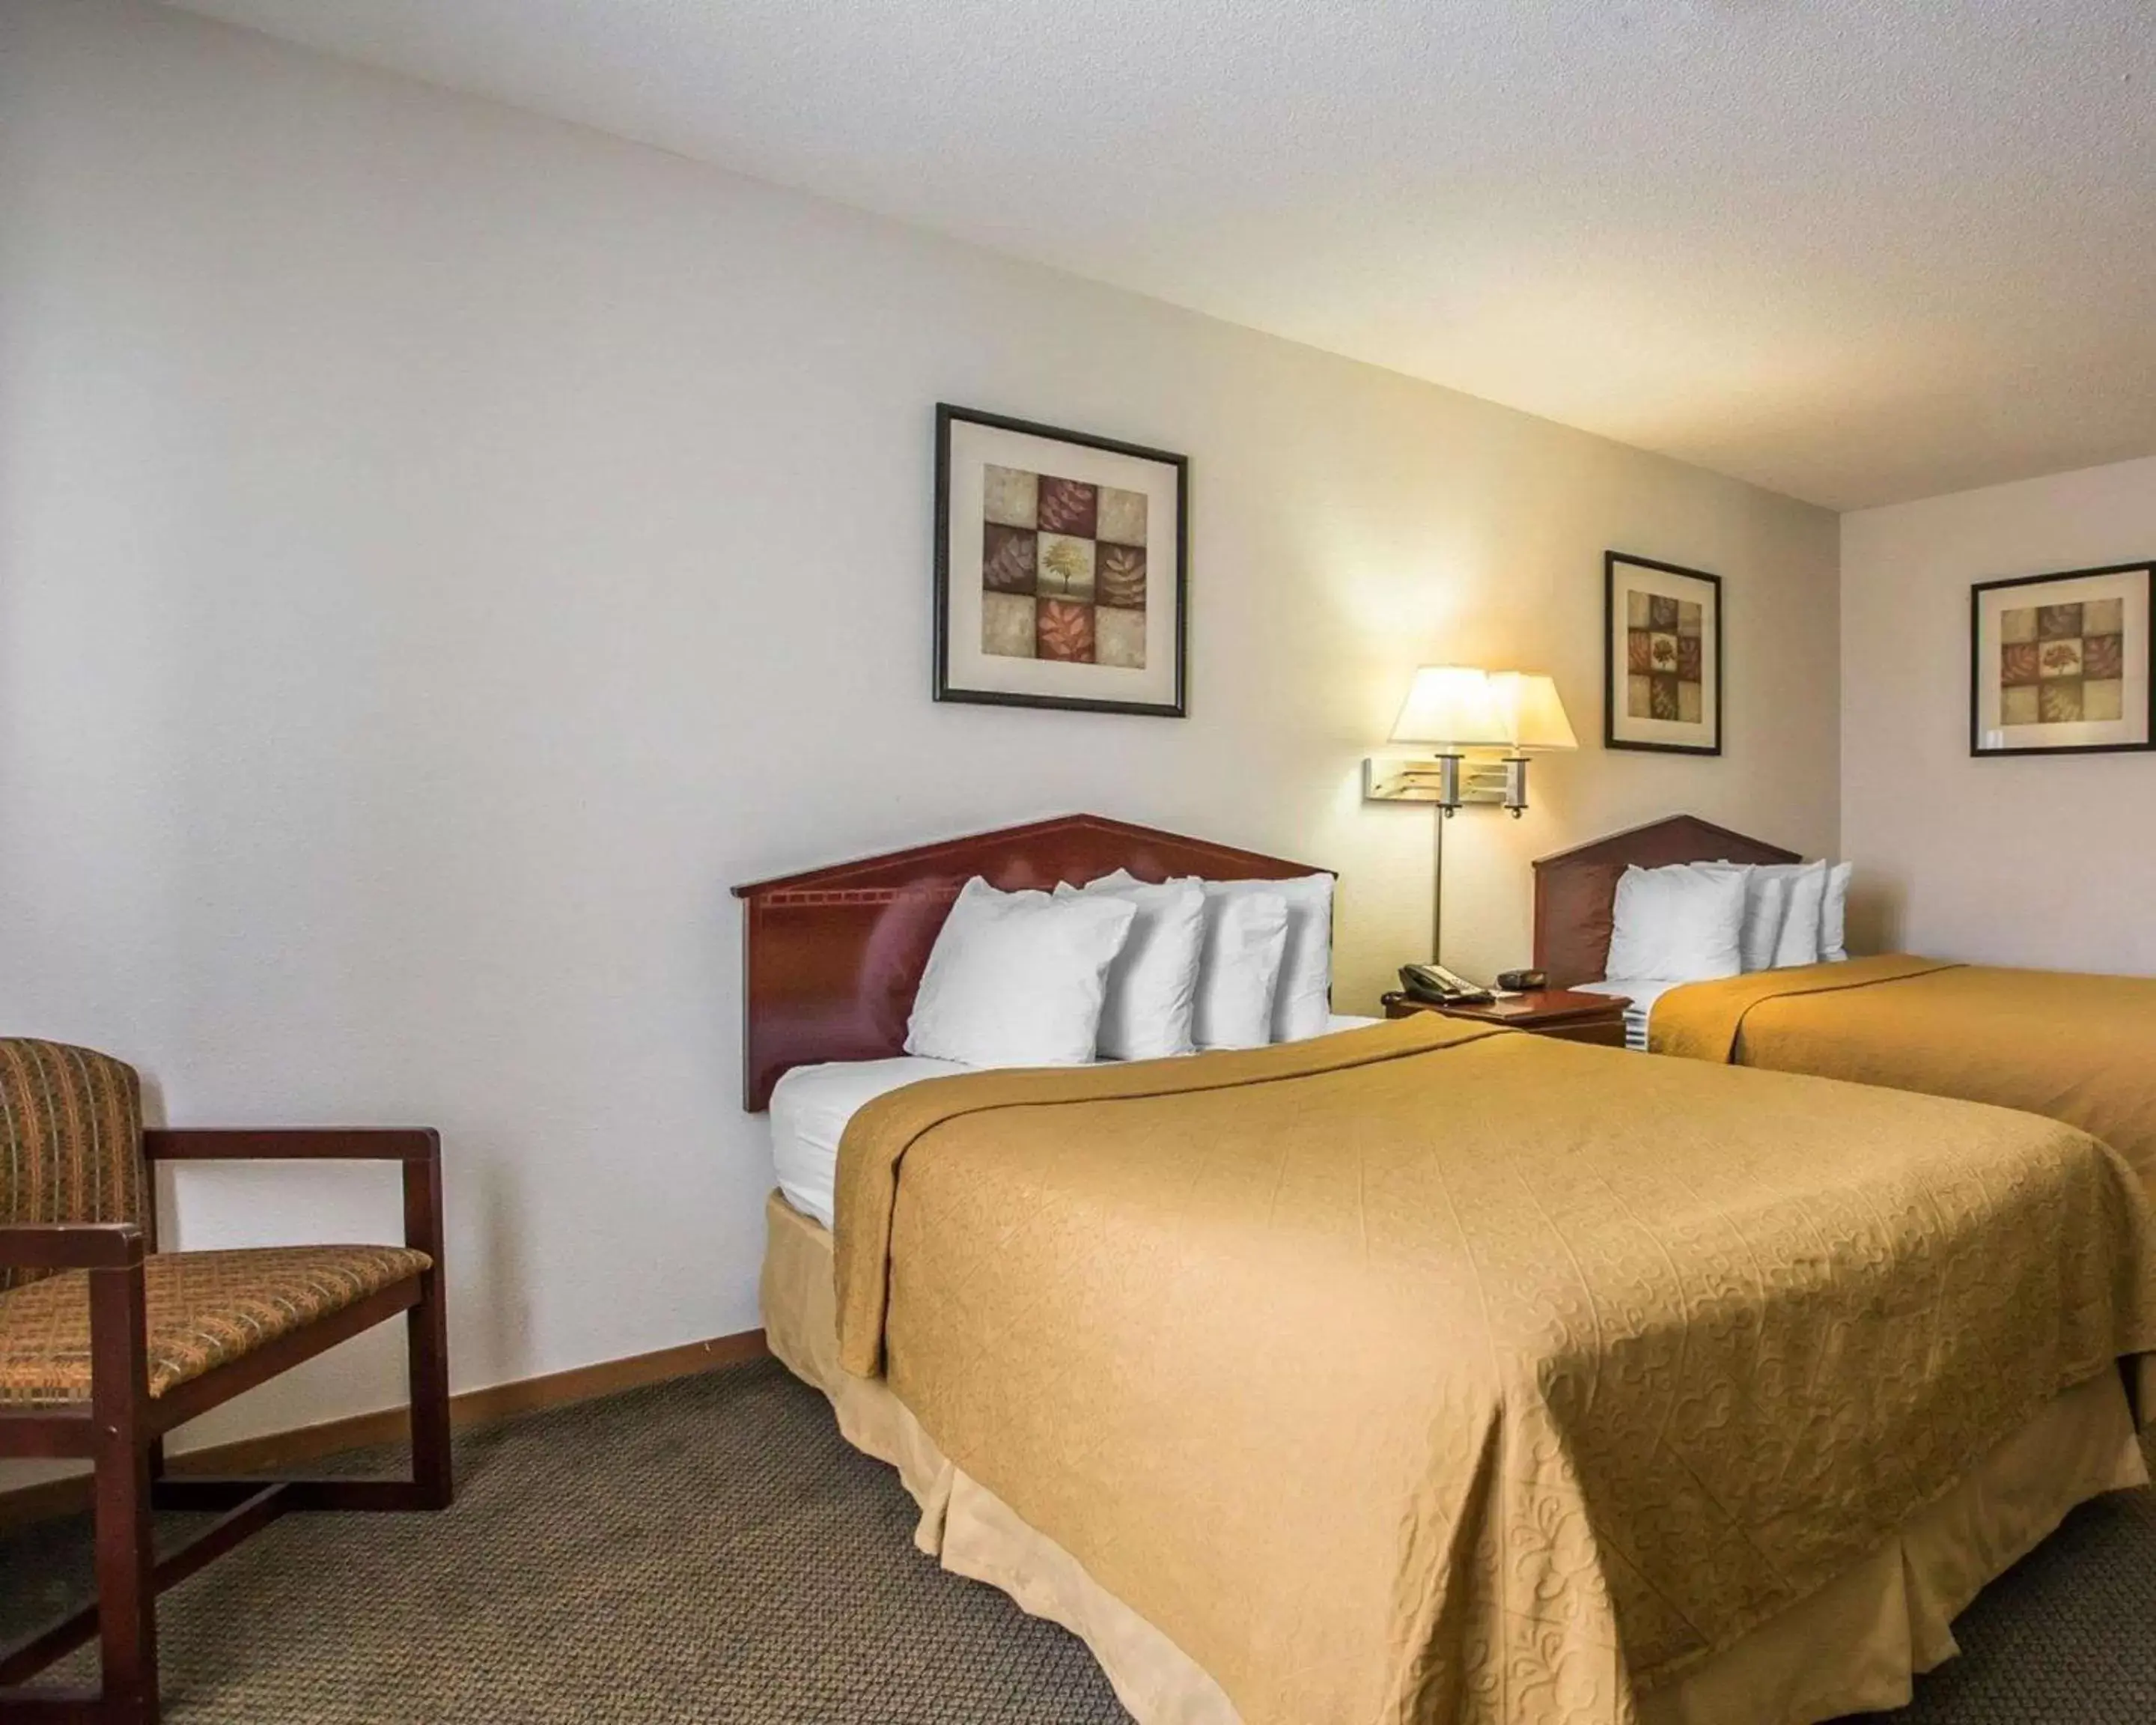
[143,1128,439,1163]
[0,1223,145,1270]
[141,1128,446,1267]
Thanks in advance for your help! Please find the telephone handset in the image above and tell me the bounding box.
[1398,962,1495,1007]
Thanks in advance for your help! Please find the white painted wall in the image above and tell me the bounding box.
[1842,455,2156,971]
[0,0,1839,1452]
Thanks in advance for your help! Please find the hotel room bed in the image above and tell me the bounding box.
[1536,816,2156,1192]
[740,815,2156,1725]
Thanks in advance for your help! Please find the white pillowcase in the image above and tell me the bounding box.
[1191,874,1334,1042]
[1190,888,1290,1050]
[1821,862,1854,963]
[1698,858,1851,970]
[905,877,1136,1067]
[1053,876,1205,1060]
[1767,860,1830,968]
[1604,862,1747,982]
[1695,863,1792,972]
[1740,873,1792,971]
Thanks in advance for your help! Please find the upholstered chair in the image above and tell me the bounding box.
[0,1039,451,1724]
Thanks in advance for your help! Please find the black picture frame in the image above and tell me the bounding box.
[1604,550,1724,756]
[1969,560,2155,757]
[933,403,1188,718]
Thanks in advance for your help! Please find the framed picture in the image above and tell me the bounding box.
[1604,551,1722,755]
[1970,561,2153,756]
[934,404,1187,717]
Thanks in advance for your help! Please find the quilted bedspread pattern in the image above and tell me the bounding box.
[833,1016,2156,1725]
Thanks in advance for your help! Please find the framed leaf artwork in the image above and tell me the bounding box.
[1604,551,1723,755]
[1970,561,2153,756]
[934,404,1187,717]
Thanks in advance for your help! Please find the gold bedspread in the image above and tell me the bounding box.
[1652,957,2156,1190]
[832,1016,2156,1725]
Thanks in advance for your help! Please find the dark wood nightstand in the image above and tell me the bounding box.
[1382,988,1632,1047]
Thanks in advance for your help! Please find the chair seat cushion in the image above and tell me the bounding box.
[0,1244,432,1406]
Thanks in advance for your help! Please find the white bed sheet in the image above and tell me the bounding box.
[1579,961,1859,1051]
[1573,979,1679,1051]
[769,1015,1380,1229]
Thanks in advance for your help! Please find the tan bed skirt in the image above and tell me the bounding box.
[761,1190,2147,1725]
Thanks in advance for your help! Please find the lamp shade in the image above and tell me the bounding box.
[1489,672,1577,751]
[1388,666,1508,747]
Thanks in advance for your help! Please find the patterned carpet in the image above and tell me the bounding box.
[2,1358,2153,1722]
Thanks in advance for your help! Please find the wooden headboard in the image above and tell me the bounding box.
[1531,815,1801,989]
[732,814,1327,1110]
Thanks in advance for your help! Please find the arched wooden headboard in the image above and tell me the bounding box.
[1532,815,1800,989]
[732,814,1327,1110]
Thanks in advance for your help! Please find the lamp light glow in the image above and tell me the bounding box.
[1387,666,1509,747]
[1488,672,1578,752]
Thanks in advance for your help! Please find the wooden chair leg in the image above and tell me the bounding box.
[89,1260,158,1725]
[402,1154,453,1511]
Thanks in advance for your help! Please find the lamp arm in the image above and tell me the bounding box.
[1432,802,1446,964]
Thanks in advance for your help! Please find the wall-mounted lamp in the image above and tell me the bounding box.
[1363,666,1577,964]
[1363,666,1577,816]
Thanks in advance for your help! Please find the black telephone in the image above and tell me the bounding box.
[1398,962,1495,1006]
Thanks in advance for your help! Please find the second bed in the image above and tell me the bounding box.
[1536,814,2156,1191]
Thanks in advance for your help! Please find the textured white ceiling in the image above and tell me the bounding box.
[164,0,2156,509]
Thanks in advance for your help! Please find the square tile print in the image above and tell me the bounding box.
[936,405,1186,717]
[978,464,1147,666]
[1607,551,1721,754]
[1973,563,2152,754]
[1997,600,2126,725]
[1624,591,1705,722]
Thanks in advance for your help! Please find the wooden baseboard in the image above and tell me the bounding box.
[0,1327,768,1533]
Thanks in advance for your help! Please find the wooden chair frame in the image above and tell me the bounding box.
[0,1128,451,1724]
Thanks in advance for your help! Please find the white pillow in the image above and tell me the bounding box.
[1769,861,1829,968]
[1604,863,1747,982]
[1190,889,1290,1051]
[1695,863,1792,973]
[905,877,1136,1067]
[1191,874,1334,1041]
[1821,862,1854,963]
[1053,877,1205,1060]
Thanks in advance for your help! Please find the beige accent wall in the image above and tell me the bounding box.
[1842,454,2156,971]
[0,0,1838,1447]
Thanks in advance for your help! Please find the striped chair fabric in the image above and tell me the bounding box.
[0,1038,147,1294]
[0,1038,431,1405]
